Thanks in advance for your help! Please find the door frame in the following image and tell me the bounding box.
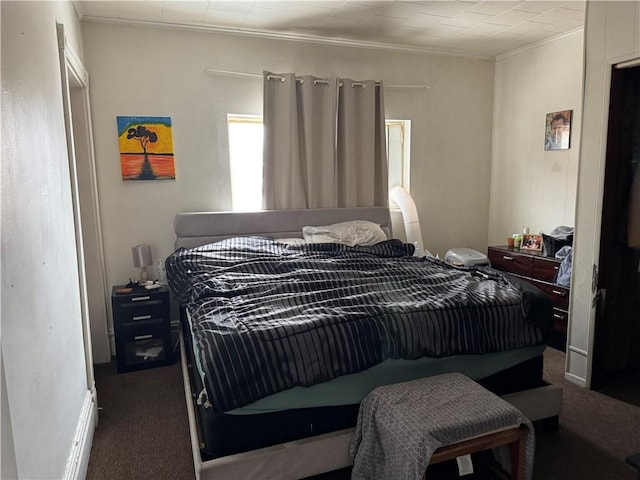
[56,24,110,386]
[570,52,640,389]
[591,61,640,387]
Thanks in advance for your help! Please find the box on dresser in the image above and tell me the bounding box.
[111,285,173,373]
[488,246,569,351]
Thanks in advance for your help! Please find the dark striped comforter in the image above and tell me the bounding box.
[167,237,550,413]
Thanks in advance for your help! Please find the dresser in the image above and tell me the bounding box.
[487,246,568,350]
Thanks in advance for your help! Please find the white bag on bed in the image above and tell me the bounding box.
[302,220,387,247]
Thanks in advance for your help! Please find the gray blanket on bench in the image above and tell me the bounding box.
[349,372,534,480]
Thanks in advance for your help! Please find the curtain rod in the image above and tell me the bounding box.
[204,68,430,90]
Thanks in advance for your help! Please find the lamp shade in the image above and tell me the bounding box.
[132,244,153,268]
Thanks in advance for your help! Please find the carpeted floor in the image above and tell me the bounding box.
[86,347,640,479]
[87,361,194,479]
[533,348,639,480]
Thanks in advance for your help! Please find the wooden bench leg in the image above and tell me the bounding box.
[508,427,527,480]
[427,425,528,480]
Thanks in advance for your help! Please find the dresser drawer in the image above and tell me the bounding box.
[552,308,568,334]
[488,248,533,277]
[532,257,561,283]
[532,280,570,311]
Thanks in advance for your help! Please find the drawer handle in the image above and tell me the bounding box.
[502,256,514,261]
[131,296,151,302]
[134,334,153,340]
[552,289,566,297]
[132,315,152,321]
[554,266,559,270]
[553,313,566,319]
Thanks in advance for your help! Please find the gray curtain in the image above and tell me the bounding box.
[263,71,387,210]
[337,78,387,207]
[262,72,339,210]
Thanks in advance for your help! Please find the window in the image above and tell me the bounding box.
[227,115,411,211]
[227,115,263,212]
[386,120,411,210]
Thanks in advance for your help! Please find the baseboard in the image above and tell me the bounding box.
[63,386,97,480]
[564,371,586,388]
[108,328,116,357]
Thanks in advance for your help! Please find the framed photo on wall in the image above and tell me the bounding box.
[544,110,572,151]
[521,234,543,252]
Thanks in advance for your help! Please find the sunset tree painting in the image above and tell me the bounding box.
[117,116,175,180]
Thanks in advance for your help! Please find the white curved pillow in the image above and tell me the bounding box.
[302,220,387,247]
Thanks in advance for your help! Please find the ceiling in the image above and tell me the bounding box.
[77,0,586,57]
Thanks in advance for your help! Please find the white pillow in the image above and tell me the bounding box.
[302,220,387,247]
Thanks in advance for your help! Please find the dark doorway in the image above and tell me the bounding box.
[591,63,640,398]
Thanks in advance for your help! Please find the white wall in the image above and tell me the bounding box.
[569,1,640,387]
[489,30,584,245]
[81,23,495,335]
[1,1,91,478]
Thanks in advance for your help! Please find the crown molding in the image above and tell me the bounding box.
[496,27,584,62]
[80,16,494,61]
[71,1,84,20]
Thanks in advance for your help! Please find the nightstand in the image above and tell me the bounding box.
[111,285,173,373]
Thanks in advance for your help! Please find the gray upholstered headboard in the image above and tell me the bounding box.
[174,207,392,249]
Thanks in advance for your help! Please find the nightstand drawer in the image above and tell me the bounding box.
[114,301,168,326]
[111,285,173,373]
[488,248,533,277]
[120,333,169,368]
[532,257,560,283]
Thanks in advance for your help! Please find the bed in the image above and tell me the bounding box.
[169,207,562,480]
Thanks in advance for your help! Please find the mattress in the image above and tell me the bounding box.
[227,346,546,414]
[168,236,552,414]
[185,302,547,415]
[181,315,546,458]
[169,235,553,458]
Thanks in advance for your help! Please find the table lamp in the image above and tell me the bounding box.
[132,244,153,282]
